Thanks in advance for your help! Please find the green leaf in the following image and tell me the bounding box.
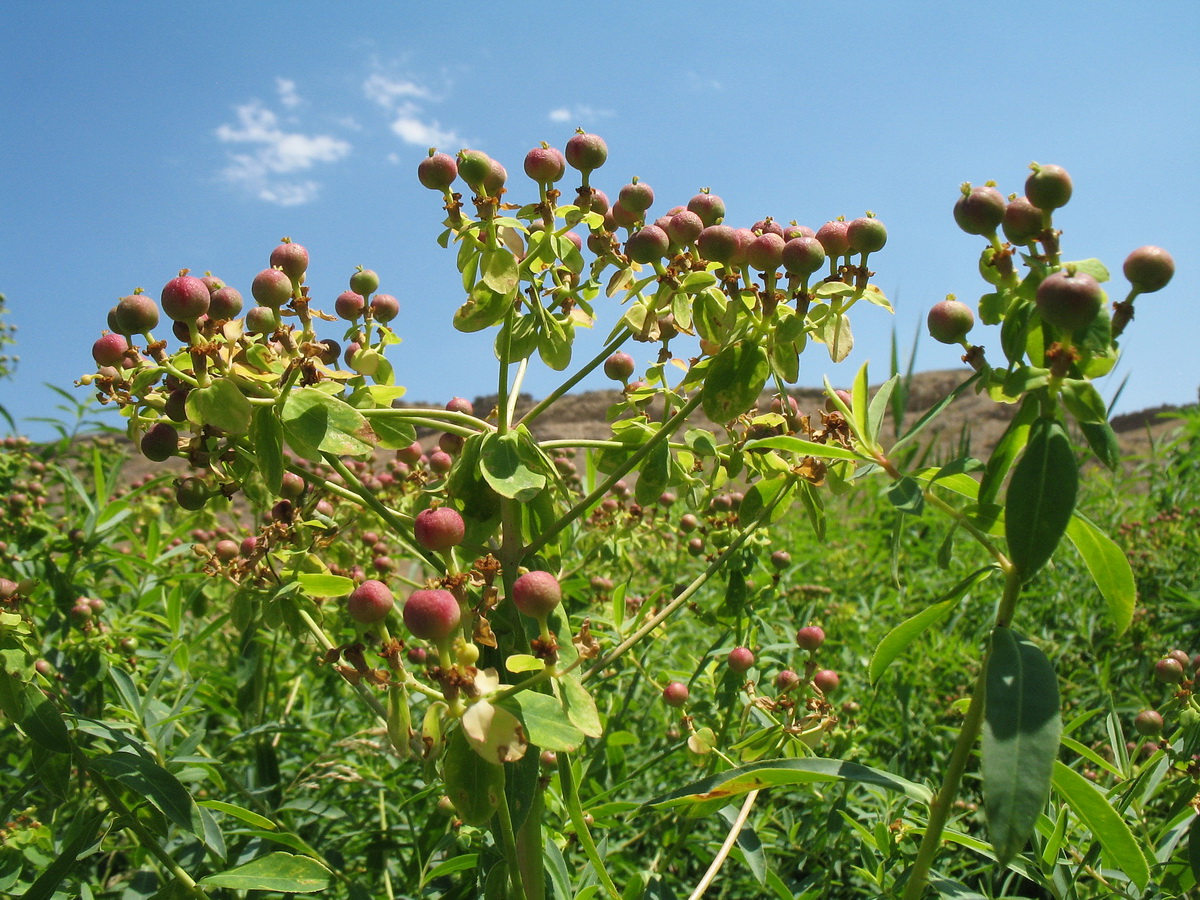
[737,475,795,528]
[365,413,417,451]
[1063,258,1110,282]
[1061,379,1107,425]
[0,671,71,753]
[454,283,510,333]
[481,432,546,502]
[869,567,996,683]
[890,371,983,457]
[982,627,1062,866]
[443,728,504,826]
[979,395,1038,507]
[560,673,602,738]
[702,342,769,423]
[1079,420,1120,471]
[88,751,198,834]
[886,476,924,514]
[1051,761,1150,889]
[1189,816,1200,884]
[480,247,519,294]
[537,314,573,371]
[633,441,669,506]
[820,311,854,362]
[296,573,355,599]
[866,375,899,447]
[850,362,871,446]
[281,387,377,461]
[198,852,332,892]
[645,757,932,817]
[743,434,862,462]
[20,811,108,900]
[186,378,252,436]
[1004,418,1077,581]
[252,404,284,495]
[1064,513,1136,635]
[198,799,277,831]
[500,691,585,752]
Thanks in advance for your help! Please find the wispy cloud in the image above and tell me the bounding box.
[215,90,351,206]
[364,72,459,150]
[686,72,722,91]
[548,104,615,125]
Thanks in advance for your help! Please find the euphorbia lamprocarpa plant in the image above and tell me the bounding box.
[41,136,1183,897]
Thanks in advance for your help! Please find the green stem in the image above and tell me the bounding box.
[518,327,633,428]
[495,766,529,900]
[295,607,388,721]
[557,754,622,900]
[525,392,703,558]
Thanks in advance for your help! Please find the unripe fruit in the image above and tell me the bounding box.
[775,669,800,691]
[770,550,791,570]
[782,224,815,240]
[679,513,699,533]
[1154,657,1184,684]
[953,185,1006,236]
[796,625,825,650]
[428,450,453,474]
[747,232,786,271]
[662,681,689,707]
[335,290,365,321]
[418,151,458,190]
[483,159,507,195]
[214,539,239,561]
[604,351,635,382]
[696,225,738,264]
[115,294,160,334]
[565,132,608,173]
[927,299,975,344]
[270,242,309,281]
[610,202,640,229]
[847,217,887,254]
[279,471,306,500]
[687,191,725,227]
[445,396,474,416]
[512,570,562,619]
[1025,163,1072,211]
[350,268,380,297]
[576,188,610,215]
[175,477,208,511]
[728,646,755,673]
[209,286,244,320]
[414,506,466,552]
[161,275,211,321]
[69,602,93,624]
[371,294,399,323]
[92,333,129,367]
[825,389,853,412]
[456,149,493,193]
[1123,246,1174,293]
[1036,268,1103,332]
[729,229,754,268]
[1133,709,1163,736]
[251,268,293,308]
[1002,196,1043,245]
[524,145,566,184]
[396,440,423,464]
[666,210,704,246]
[626,225,669,264]
[618,181,654,213]
[245,306,276,335]
[751,218,785,238]
[140,423,179,462]
[687,537,705,556]
[812,668,840,693]
[403,588,461,642]
[1167,649,1191,668]
[347,579,395,624]
[781,236,826,277]
[816,220,851,258]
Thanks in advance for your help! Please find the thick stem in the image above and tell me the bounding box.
[495,766,529,900]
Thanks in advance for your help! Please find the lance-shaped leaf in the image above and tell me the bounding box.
[1005,418,1077,581]
[1051,761,1150,890]
[1064,513,1136,635]
[982,627,1062,866]
[198,852,332,892]
[645,757,932,818]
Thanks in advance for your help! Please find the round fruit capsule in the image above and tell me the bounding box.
[812,668,840,693]
[1025,163,1072,211]
[953,185,1006,236]
[796,625,826,650]
[418,151,458,191]
[208,286,244,320]
[370,294,400,323]
[350,268,380,298]
[140,423,179,462]
[115,294,160,334]
[696,225,739,264]
[414,506,466,552]
[565,132,608,173]
[662,681,689,707]
[1133,709,1163,736]
[270,241,309,282]
[815,220,850,258]
[403,588,461,642]
[92,333,129,367]
[781,236,826,277]
[347,579,395,624]
[524,145,566,184]
[251,268,293,309]
[335,290,366,321]
[625,225,669,264]
[1123,246,1174,293]
[1154,657,1184,684]
[618,181,655,213]
[687,191,726,227]
[927,298,975,344]
[161,275,211,321]
[1002,196,1044,245]
[456,149,493,193]
[1035,268,1103,332]
[727,647,755,673]
[746,233,786,272]
[511,570,562,619]
[604,351,635,382]
[846,217,887,254]
[175,477,208,511]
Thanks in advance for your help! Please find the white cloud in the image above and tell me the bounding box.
[364,73,430,108]
[363,71,459,151]
[546,104,615,125]
[686,72,722,91]
[215,100,351,205]
[276,77,301,109]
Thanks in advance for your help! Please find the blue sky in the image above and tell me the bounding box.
[2,1,1197,441]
